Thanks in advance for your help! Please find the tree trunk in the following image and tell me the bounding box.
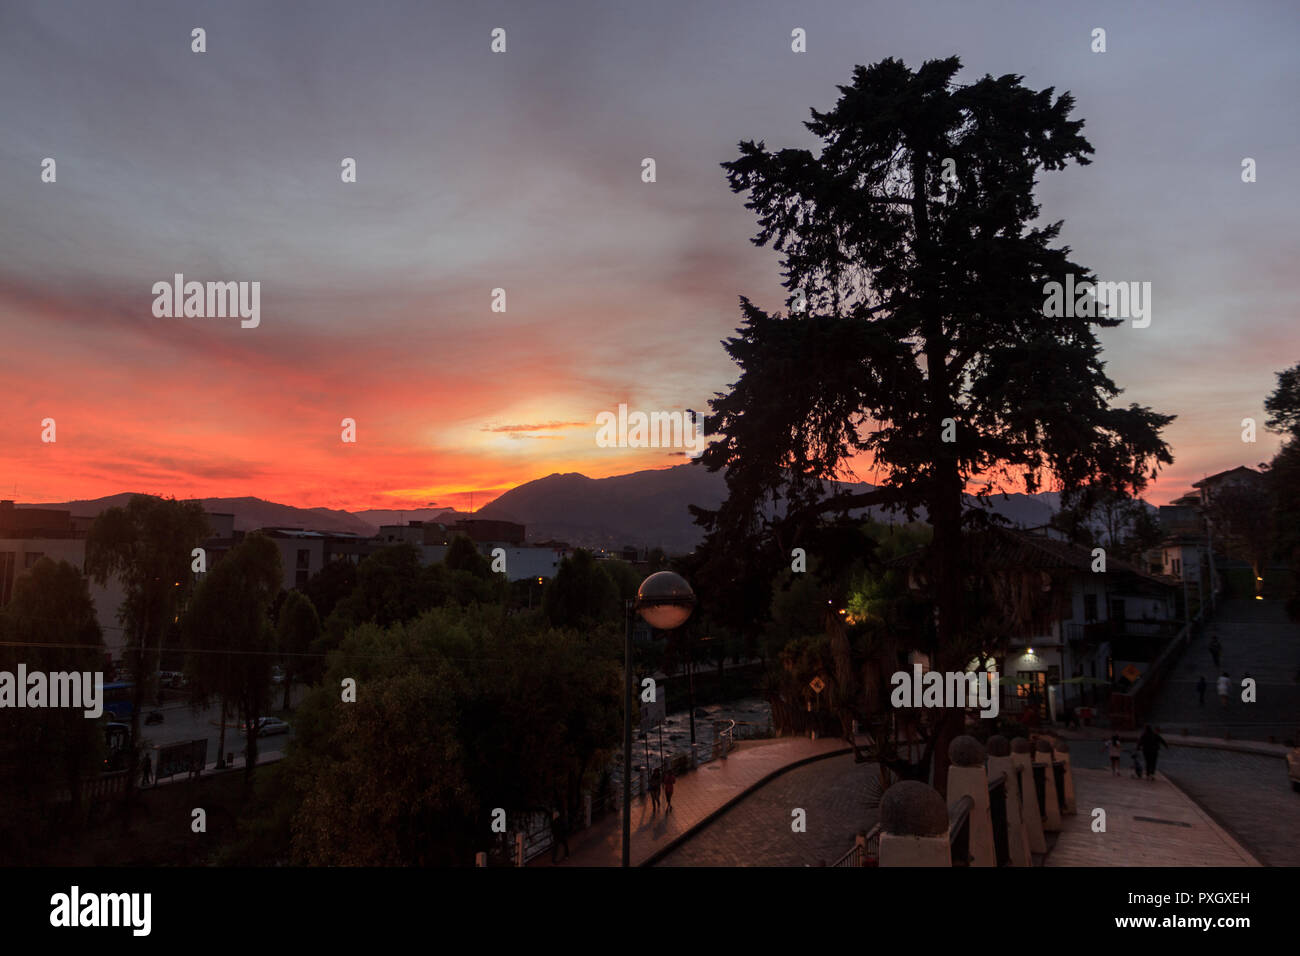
[121,627,148,828]
[910,146,967,797]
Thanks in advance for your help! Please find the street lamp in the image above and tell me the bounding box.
[622,570,695,867]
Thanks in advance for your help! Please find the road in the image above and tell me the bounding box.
[132,684,301,776]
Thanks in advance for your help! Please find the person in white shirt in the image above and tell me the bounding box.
[1216,672,1231,707]
[1104,735,1123,775]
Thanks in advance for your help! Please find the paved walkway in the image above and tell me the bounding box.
[1046,767,1260,867]
[1147,598,1300,742]
[537,736,855,866]
[656,753,879,867]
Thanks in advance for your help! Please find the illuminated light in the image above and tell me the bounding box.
[1027,647,1034,655]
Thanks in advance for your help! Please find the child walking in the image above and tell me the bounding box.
[1105,735,1123,776]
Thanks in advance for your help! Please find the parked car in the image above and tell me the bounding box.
[240,716,290,737]
[1287,746,1299,792]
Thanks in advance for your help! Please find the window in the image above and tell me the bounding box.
[24,551,44,569]
[1172,558,1182,577]
[1084,593,1098,622]
[296,549,311,570]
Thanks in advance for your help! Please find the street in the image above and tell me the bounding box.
[133,684,302,778]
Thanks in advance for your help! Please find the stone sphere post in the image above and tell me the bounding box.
[878,780,951,867]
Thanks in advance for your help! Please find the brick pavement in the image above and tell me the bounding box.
[1046,767,1260,866]
[536,736,854,867]
[656,753,879,867]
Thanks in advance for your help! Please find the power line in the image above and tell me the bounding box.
[0,642,517,665]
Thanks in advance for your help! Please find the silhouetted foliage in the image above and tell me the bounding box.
[695,56,1173,791]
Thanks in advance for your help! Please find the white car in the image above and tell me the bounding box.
[240,717,290,736]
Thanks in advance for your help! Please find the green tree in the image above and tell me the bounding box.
[0,559,105,860]
[303,557,358,622]
[1264,363,1300,617]
[182,533,282,778]
[445,534,492,579]
[542,549,620,630]
[260,603,621,865]
[698,57,1173,791]
[275,590,319,711]
[85,495,209,813]
[1264,362,1300,440]
[1268,440,1300,620]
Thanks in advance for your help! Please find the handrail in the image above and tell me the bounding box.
[830,823,882,867]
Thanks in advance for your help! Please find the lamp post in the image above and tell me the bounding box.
[622,570,695,867]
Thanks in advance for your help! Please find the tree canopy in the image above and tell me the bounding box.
[695,56,1174,789]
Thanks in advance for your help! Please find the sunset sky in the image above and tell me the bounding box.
[2,0,1296,512]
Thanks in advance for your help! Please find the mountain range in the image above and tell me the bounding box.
[18,464,1067,552]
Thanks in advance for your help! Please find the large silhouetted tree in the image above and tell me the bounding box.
[696,56,1173,792]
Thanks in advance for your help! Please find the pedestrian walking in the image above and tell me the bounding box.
[648,766,662,813]
[1129,749,1143,779]
[1209,635,1221,668]
[1196,675,1206,706]
[549,810,570,863]
[663,766,676,812]
[1216,672,1231,707]
[140,753,152,788]
[1137,724,1168,780]
[1104,735,1123,776]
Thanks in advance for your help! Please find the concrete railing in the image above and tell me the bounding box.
[835,733,1076,867]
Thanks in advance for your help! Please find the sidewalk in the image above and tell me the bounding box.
[149,749,285,788]
[1057,726,1290,758]
[537,736,856,867]
[1046,767,1260,867]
